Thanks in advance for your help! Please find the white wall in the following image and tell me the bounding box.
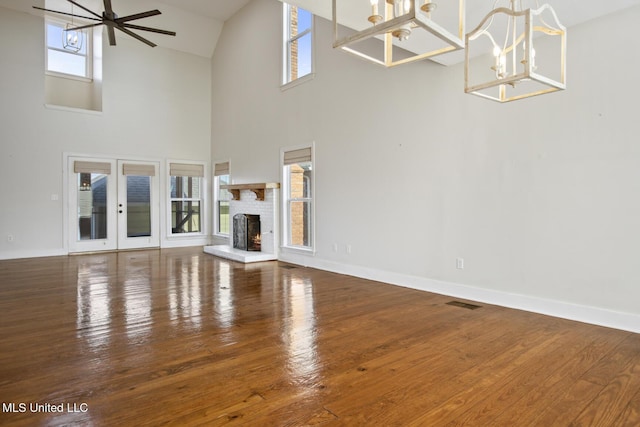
[211,0,640,331]
[0,6,212,258]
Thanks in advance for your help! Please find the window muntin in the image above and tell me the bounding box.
[283,4,313,85]
[170,176,202,234]
[46,21,91,79]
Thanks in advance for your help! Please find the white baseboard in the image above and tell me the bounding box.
[0,249,68,261]
[162,238,210,249]
[278,253,640,334]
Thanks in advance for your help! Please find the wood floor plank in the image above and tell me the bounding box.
[570,334,640,426]
[0,247,638,426]
[612,388,640,427]
[492,325,629,426]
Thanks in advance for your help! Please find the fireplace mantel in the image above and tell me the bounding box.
[220,182,280,201]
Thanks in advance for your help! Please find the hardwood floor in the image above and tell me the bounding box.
[0,247,638,426]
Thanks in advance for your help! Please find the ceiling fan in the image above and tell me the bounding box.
[33,0,176,47]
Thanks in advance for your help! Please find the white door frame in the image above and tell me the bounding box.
[67,156,160,253]
[117,159,160,250]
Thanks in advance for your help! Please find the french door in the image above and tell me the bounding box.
[68,157,160,252]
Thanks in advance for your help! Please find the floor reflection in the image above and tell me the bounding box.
[122,252,154,341]
[282,275,320,388]
[214,261,235,330]
[76,256,113,351]
[167,254,203,331]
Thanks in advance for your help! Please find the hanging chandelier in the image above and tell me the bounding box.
[465,0,566,102]
[332,0,465,67]
[61,3,84,53]
[63,24,84,52]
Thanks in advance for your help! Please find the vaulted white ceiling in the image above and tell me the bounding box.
[2,0,640,61]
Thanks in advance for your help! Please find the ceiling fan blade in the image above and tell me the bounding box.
[103,0,114,17]
[116,10,161,24]
[106,24,117,46]
[65,23,103,31]
[66,0,102,19]
[121,23,176,37]
[32,6,101,22]
[116,25,157,47]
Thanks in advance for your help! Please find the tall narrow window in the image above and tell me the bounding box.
[214,161,231,236]
[46,20,92,80]
[169,163,204,235]
[283,3,313,85]
[282,146,314,250]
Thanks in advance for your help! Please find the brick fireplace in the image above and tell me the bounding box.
[204,183,279,263]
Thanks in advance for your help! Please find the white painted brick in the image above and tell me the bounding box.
[229,189,279,254]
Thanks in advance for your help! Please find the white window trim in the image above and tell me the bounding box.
[167,160,208,238]
[213,160,231,238]
[280,142,315,254]
[45,18,93,82]
[281,3,315,89]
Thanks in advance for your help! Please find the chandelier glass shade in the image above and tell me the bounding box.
[332,0,465,67]
[464,1,566,102]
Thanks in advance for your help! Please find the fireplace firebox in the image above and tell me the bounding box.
[233,214,261,251]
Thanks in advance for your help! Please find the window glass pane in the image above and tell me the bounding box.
[297,8,312,33]
[171,176,201,199]
[171,201,201,233]
[47,24,65,49]
[48,23,87,54]
[77,173,107,240]
[297,32,312,80]
[218,201,230,234]
[126,176,151,238]
[288,162,312,199]
[218,174,231,200]
[48,49,86,77]
[289,200,311,247]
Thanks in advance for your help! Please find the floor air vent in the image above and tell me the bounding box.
[279,264,298,270]
[446,301,482,310]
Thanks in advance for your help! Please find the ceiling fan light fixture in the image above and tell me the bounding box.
[332,0,464,67]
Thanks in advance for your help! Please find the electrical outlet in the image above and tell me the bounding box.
[346,244,352,254]
[7,234,14,243]
[332,243,338,253]
[456,258,464,269]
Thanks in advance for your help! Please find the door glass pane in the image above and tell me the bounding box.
[77,173,108,240]
[126,176,151,238]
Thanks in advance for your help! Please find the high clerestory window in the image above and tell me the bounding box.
[46,20,92,80]
[282,3,313,87]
